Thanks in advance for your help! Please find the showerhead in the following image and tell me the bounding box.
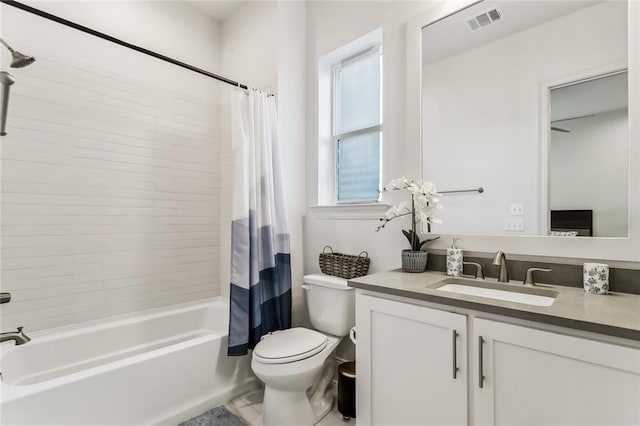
[0,38,36,68]
[10,51,36,68]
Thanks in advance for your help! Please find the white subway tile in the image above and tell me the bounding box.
[1,275,75,291]
[1,52,226,332]
[2,182,76,196]
[1,255,76,270]
[9,281,103,302]
[3,263,103,280]
[2,246,77,258]
[2,225,78,236]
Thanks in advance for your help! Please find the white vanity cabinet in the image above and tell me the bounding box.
[473,318,640,426]
[355,293,468,426]
[356,291,640,426]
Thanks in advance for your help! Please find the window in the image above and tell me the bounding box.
[332,46,382,204]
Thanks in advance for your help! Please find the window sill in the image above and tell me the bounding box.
[309,203,390,220]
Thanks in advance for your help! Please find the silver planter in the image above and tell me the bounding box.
[401,250,428,273]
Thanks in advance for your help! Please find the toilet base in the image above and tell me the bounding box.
[261,387,334,426]
[311,392,334,425]
[261,359,336,426]
[262,387,315,426]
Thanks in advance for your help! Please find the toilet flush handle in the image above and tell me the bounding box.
[302,284,311,291]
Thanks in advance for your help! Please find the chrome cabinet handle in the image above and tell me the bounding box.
[478,336,485,388]
[452,329,459,379]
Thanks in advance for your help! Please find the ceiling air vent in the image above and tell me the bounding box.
[466,9,503,31]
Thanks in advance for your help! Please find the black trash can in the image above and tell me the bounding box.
[338,361,356,420]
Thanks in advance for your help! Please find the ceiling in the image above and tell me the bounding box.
[422,1,602,65]
[184,0,245,21]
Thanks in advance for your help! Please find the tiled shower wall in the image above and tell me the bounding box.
[1,51,226,331]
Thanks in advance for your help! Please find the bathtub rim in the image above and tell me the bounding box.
[2,296,229,348]
[0,296,233,402]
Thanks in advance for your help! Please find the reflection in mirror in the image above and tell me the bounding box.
[421,0,629,238]
[549,71,628,237]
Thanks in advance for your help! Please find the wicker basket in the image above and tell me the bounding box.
[319,246,370,279]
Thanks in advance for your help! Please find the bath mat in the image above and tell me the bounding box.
[178,406,247,426]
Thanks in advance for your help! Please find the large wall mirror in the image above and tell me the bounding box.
[406,0,639,262]
[422,0,628,238]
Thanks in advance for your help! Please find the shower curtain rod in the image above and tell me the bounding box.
[0,0,250,90]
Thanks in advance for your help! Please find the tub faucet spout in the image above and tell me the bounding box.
[0,327,31,345]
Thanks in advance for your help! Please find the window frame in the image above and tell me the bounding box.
[331,45,383,205]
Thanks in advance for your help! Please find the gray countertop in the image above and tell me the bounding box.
[348,270,640,341]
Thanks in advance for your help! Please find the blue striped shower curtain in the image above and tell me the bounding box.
[227,89,292,356]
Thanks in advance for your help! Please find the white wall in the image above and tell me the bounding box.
[422,2,627,236]
[550,109,628,237]
[220,1,278,93]
[21,1,222,73]
[0,2,224,331]
[304,0,640,275]
[277,2,308,327]
[305,1,438,276]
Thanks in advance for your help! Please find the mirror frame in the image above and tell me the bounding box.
[406,0,640,263]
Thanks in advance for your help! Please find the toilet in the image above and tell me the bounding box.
[251,274,355,426]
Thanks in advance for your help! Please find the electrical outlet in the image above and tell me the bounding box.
[504,218,524,231]
[513,218,524,231]
[510,203,525,216]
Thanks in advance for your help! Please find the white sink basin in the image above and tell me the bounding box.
[433,279,557,307]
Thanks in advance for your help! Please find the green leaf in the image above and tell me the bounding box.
[418,236,440,249]
[402,229,421,251]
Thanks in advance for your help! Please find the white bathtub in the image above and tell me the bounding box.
[0,297,257,425]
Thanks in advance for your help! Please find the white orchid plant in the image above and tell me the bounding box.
[377,177,443,251]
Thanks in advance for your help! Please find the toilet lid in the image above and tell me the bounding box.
[253,328,328,364]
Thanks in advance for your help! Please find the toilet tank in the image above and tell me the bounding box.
[303,274,355,337]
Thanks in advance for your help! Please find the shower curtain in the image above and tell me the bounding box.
[227,89,292,356]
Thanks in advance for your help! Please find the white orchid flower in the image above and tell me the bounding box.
[384,177,410,191]
[377,176,442,234]
[415,211,428,223]
[421,181,437,194]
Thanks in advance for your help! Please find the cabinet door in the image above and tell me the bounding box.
[473,318,640,426]
[356,293,467,426]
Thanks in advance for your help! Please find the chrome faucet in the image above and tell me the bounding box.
[523,267,552,286]
[463,261,485,279]
[0,327,31,345]
[492,251,509,283]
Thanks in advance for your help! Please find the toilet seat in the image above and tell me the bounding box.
[253,328,328,364]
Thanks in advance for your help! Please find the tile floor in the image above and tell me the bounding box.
[226,386,349,426]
